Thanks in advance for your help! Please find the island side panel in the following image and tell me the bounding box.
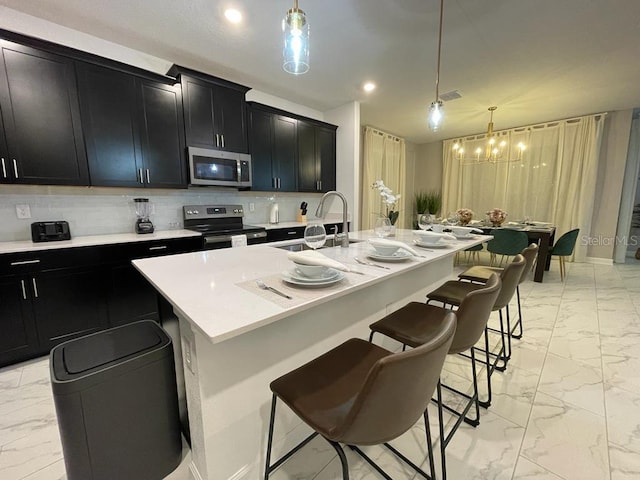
[180,257,453,479]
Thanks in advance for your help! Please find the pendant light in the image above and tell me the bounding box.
[282,0,309,75]
[428,0,445,131]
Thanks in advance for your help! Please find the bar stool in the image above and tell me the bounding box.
[264,314,456,480]
[369,274,501,480]
[458,243,538,339]
[426,255,525,406]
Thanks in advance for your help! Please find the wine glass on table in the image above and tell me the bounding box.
[418,214,432,231]
[374,217,392,238]
[303,222,327,250]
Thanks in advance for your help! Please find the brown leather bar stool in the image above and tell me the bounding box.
[458,243,538,339]
[369,274,501,480]
[426,255,525,407]
[264,314,456,480]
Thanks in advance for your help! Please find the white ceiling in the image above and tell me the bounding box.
[2,0,640,144]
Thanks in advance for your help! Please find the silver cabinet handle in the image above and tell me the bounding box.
[138,168,144,184]
[32,278,38,298]
[149,245,167,251]
[13,159,18,178]
[146,169,150,184]
[318,180,322,191]
[10,259,40,266]
[215,133,220,147]
[1,158,5,178]
[221,134,225,149]
[21,279,27,300]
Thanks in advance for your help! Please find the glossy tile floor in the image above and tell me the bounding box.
[1,260,639,479]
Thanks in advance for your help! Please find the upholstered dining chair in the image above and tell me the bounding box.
[549,228,580,281]
[264,313,456,480]
[426,255,526,407]
[457,243,538,339]
[486,229,529,266]
[369,274,501,480]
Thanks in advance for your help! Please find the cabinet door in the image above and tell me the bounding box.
[0,276,39,367]
[317,126,336,192]
[137,79,186,188]
[0,42,88,185]
[0,105,9,183]
[273,115,297,191]
[213,85,248,153]
[297,121,318,192]
[76,63,141,187]
[107,264,159,328]
[182,77,216,148]
[33,267,109,352]
[249,108,276,191]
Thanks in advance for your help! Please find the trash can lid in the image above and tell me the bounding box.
[55,321,167,378]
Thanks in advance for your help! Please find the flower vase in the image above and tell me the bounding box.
[491,220,504,227]
[459,220,470,227]
[389,225,396,237]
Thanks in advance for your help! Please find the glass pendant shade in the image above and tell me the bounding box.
[283,5,309,75]
[428,100,444,132]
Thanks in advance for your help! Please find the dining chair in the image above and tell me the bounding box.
[368,274,500,480]
[264,314,456,480]
[549,228,580,281]
[425,255,526,406]
[486,229,529,266]
[457,243,538,339]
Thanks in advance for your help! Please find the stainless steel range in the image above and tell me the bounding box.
[183,204,267,250]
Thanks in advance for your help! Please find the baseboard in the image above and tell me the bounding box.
[584,256,614,265]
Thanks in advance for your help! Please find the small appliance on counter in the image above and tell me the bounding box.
[269,202,279,224]
[31,221,71,242]
[134,198,154,234]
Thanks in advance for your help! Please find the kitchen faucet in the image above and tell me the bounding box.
[315,191,349,247]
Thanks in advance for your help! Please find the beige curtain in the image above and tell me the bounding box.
[361,126,407,229]
[442,113,606,261]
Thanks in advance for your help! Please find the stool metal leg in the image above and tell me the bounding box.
[511,286,523,339]
[264,394,277,480]
[328,440,350,480]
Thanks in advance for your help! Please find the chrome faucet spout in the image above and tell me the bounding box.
[316,191,349,247]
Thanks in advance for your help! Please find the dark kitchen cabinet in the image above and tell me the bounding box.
[108,264,160,328]
[248,105,297,191]
[0,40,88,185]
[297,121,337,193]
[0,275,39,366]
[168,65,250,153]
[77,63,186,188]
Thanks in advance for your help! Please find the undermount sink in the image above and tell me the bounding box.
[275,237,360,252]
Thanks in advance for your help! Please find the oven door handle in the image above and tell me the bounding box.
[204,235,233,245]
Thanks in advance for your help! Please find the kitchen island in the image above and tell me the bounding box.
[133,229,489,480]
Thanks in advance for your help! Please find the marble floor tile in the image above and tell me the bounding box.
[609,442,640,480]
[602,351,640,397]
[548,326,601,367]
[487,364,539,427]
[0,424,63,480]
[604,385,640,455]
[521,392,609,480]
[512,456,563,479]
[538,353,605,416]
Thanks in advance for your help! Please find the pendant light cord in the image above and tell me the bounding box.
[434,0,444,101]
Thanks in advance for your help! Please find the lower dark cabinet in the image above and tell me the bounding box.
[108,264,160,327]
[0,276,39,366]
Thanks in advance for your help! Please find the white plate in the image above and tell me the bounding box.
[282,270,345,287]
[367,250,413,262]
[289,268,340,282]
[453,234,476,240]
[413,240,452,249]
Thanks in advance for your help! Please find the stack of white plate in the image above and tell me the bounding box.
[282,267,344,287]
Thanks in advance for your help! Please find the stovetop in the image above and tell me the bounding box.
[182,204,266,237]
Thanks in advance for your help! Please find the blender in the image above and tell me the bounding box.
[134,198,154,234]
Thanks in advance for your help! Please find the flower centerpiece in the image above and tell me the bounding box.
[456,208,474,226]
[372,180,401,226]
[487,208,507,226]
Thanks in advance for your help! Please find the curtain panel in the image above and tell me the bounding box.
[361,126,407,229]
[442,113,606,261]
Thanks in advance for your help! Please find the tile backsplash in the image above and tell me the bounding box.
[0,185,329,242]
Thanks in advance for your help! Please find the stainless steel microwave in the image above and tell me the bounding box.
[188,147,252,188]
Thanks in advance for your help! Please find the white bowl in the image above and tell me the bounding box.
[431,224,445,233]
[371,243,400,256]
[451,226,476,237]
[413,231,444,245]
[293,262,329,278]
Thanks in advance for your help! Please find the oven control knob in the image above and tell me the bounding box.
[193,210,199,215]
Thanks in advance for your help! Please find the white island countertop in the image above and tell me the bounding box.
[133,229,489,344]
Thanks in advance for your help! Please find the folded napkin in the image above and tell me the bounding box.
[287,250,352,272]
[368,238,421,256]
[413,230,457,241]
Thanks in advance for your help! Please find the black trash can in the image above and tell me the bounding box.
[50,320,182,480]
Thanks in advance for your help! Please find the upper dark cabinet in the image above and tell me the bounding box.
[297,122,336,193]
[0,40,88,185]
[168,65,250,154]
[77,63,186,188]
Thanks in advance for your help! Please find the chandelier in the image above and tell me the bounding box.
[452,107,527,165]
[282,0,309,75]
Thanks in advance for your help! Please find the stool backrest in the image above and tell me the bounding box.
[519,243,538,284]
[336,313,456,445]
[494,254,526,309]
[449,274,501,354]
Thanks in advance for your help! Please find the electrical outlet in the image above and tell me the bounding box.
[249,202,255,212]
[183,338,194,373]
[15,204,31,219]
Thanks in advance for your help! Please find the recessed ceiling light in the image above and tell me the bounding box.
[363,82,376,92]
[224,8,242,24]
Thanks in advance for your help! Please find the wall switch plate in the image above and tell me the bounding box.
[249,202,255,212]
[16,204,31,219]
